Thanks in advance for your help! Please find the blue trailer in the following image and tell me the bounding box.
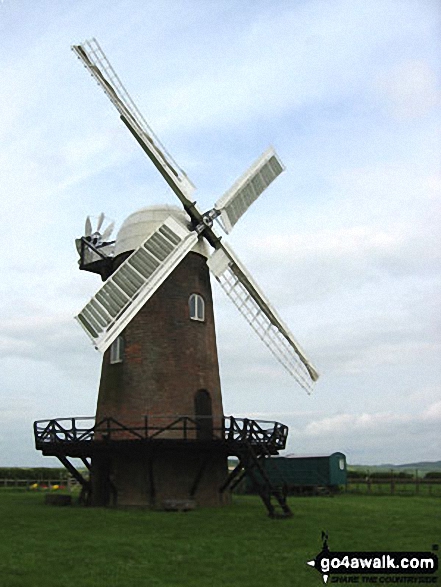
[246,452,347,495]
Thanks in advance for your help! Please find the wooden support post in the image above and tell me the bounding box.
[81,457,92,471]
[56,455,90,491]
[148,453,155,506]
[219,461,243,493]
[228,469,247,493]
[190,456,210,498]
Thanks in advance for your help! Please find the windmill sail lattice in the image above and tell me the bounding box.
[77,216,198,352]
[207,244,318,394]
[72,38,195,199]
[214,147,285,234]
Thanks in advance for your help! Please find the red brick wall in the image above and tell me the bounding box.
[96,251,223,427]
[91,251,230,507]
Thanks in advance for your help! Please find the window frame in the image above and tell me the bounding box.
[109,335,124,364]
[189,293,205,322]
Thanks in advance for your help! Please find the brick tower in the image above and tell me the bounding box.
[90,206,230,508]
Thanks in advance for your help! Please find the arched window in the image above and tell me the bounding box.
[189,293,205,322]
[110,335,124,364]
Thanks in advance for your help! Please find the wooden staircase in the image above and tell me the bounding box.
[222,436,292,518]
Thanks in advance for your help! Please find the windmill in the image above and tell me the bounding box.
[34,39,318,517]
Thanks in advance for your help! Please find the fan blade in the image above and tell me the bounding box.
[75,238,82,256]
[96,212,105,232]
[214,147,285,234]
[85,216,92,237]
[101,221,115,242]
[72,39,195,203]
[76,216,198,352]
[207,242,319,393]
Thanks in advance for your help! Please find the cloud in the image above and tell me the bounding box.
[285,401,441,464]
[234,158,441,300]
[0,306,99,383]
[376,60,440,120]
[423,400,441,421]
[139,0,437,136]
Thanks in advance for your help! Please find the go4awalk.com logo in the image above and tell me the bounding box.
[307,533,438,584]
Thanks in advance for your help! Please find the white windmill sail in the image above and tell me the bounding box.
[76,216,198,352]
[72,38,195,200]
[214,147,285,234]
[207,242,319,394]
[73,38,320,395]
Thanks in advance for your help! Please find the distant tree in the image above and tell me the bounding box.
[424,471,441,479]
[396,472,413,479]
[369,471,391,479]
[347,470,367,479]
[0,467,68,480]
[370,471,413,479]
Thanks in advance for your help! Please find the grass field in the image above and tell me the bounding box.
[0,490,438,587]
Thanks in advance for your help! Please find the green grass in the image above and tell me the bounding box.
[0,491,438,587]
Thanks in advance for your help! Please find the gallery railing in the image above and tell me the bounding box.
[34,415,288,452]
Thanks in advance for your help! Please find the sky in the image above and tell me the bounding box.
[0,0,440,467]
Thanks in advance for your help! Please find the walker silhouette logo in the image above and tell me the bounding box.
[307,533,438,584]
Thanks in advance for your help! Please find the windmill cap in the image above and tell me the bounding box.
[114,205,208,258]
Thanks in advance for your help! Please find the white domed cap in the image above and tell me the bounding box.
[114,205,209,258]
